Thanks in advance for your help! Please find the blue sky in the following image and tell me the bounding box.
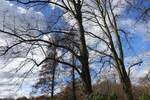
[121,0,150,56]
[0,0,149,98]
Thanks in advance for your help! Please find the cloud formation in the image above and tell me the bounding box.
[0,0,46,98]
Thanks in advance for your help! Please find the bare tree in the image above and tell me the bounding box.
[82,0,143,100]
[32,42,58,100]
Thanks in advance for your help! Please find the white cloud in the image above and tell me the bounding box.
[17,7,27,14]
[119,18,150,42]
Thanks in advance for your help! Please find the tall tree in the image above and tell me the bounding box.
[83,0,135,99]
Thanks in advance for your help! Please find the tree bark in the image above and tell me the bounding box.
[117,61,134,100]
[120,69,134,100]
[74,1,93,95]
[78,15,93,96]
[121,76,134,100]
[51,47,57,100]
[51,64,56,100]
[72,55,77,100]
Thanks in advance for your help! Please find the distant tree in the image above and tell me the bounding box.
[16,96,28,100]
[32,42,58,100]
[34,95,50,100]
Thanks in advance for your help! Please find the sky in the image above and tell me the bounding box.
[0,0,149,98]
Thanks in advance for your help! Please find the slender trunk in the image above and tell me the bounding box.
[51,65,56,100]
[72,55,77,100]
[110,26,134,100]
[51,48,57,100]
[72,65,77,100]
[118,61,134,100]
[111,48,134,100]
[120,67,134,100]
[112,6,134,100]
[121,76,134,100]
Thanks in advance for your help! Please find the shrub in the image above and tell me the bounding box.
[87,92,117,100]
[139,94,150,100]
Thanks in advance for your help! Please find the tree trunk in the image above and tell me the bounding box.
[51,65,56,100]
[112,51,134,100]
[120,69,134,100]
[80,59,93,95]
[111,28,134,100]
[121,77,134,100]
[78,20,92,96]
[118,61,134,100]
[75,3,93,95]
[51,48,57,100]
[72,55,77,100]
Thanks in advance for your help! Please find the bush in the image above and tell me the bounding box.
[87,92,117,100]
[108,92,117,100]
[139,94,150,100]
